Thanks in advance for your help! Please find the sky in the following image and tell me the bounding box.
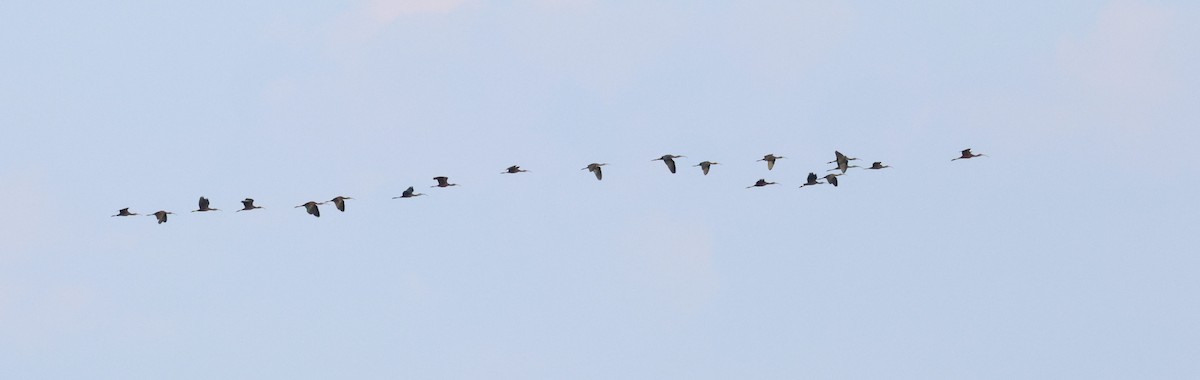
[1,0,1198,378]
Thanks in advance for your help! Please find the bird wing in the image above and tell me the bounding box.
[335,199,346,212]
[404,186,415,196]
[593,167,603,180]
[665,158,676,173]
[198,197,209,210]
[767,158,775,170]
[242,199,253,208]
[827,175,838,186]
[701,163,710,175]
[962,149,972,156]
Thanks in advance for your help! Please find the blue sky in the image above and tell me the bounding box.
[2,1,1198,378]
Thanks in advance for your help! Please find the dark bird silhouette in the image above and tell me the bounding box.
[329,196,353,212]
[867,162,890,170]
[393,186,425,199]
[237,198,262,212]
[502,165,528,174]
[653,154,685,174]
[694,161,719,175]
[746,179,778,188]
[149,210,174,224]
[111,208,138,217]
[295,201,324,218]
[824,174,840,187]
[432,176,458,188]
[758,154,785,170]
[799,172,826,188]
[583,163,607,180]
[192,196,218,212]
[952,149,987,161]
[828,151,860,174]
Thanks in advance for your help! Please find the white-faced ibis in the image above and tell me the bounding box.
[582,163,607,180]
[192,196,218,212]
[694,161,719,175]
[502,165,528,174]
[393,186,425,199]
[866,162,890,170]
[799,172,826,188]
[952,149,987,161]
[432,176,458,188]
[330,196,353,212]
[296,201,324,217]
[824,173,840,187]
[827,151,859,165]
[112,208,138,217]
[149,210,174,224]
[758,154,785,170]
[746,179,777,188]
[237,198,262,212]
[653,154,685,174]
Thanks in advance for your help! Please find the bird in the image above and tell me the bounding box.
[824,173,841,187]
[758,154,785,170]
[237,198,262,212]
[329,196,353,212]
[746,179,777,188]
[799,172,826,188]
[502,165,528,174]
[148,210,174,224]
[952,149,987,161]
[653,154,685,174]
[192,196,218,212]
[826,151,859,164]
[866,161,890,170]
[694,161,719,175]
[392,186,425,199]
[582,163,607,180]
[295,201,324,217]
[111,208,138,217]
[432,176,457,188]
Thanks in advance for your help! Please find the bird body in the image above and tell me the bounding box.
[330,196,353,212]
[824,174,840,187]
[432,176,457,188]
[193,196,218,212]
[393,186,425,199]
[238,198,262,212]
[799,172,826,187]
[502,165,528,174]
[583,163,607,180]
[747,179,777,188]
[149,210,173,224]
[952,149,986,161]
[653,154,685,174]
[759,154,785,170]
[867,162,890,170]
[112,208,137,217]
[694,161,719,175]
[296,201,324,217]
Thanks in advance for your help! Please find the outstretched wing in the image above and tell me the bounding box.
[665,158,677,173]
[198,197,210,210]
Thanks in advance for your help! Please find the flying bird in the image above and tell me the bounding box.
[582,163,607,180]
[758,154,785,170]
[237,198,262,212]
[827,151,859,164]
[866,162,890,170]
[746,179,778,188]
[392,186,425,199]
[149,210,174,224]
[295,201,324,218]
[432,176,458,188]
[653,154,685,174]
[824,174,841,187]
[111,208,138,217]
[694,161,719,175]
[952,149,987,161]
[502,165,528,174]
[799,172,826,188]
[191,196,218,212]
[329,196,353,212]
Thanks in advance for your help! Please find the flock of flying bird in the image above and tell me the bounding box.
[112,149,988,224]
